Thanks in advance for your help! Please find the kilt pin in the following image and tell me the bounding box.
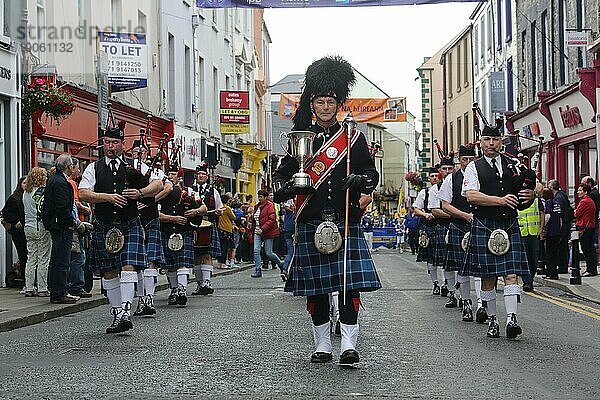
[92,217,147,274]
[461,217,529,278]
[285,222,381,297]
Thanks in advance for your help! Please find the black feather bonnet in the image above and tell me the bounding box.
[292,55,356,130]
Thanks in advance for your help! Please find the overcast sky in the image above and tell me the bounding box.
[264,3,478,124]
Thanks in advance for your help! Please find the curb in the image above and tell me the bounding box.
[533,275,600,304]
[0,264,254,333]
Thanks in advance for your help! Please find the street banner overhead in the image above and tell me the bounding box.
[197,0,478,8]
[220,91,251,134]
[99,32,148,92]
[279,93,407,123]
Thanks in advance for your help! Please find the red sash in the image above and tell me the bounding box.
[296,125,362,219]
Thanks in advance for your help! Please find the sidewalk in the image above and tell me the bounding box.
[533,273,600,304]
[0,263,253,332]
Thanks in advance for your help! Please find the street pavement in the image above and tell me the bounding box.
[1,250,600,399]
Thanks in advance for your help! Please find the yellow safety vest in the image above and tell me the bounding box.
[517,199,541,236]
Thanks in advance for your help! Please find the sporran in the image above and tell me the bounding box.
[314,221,342,255]
[168,233,184,251]
[487,229,510,256]
[105,227,125,254]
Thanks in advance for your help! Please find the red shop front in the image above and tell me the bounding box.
[31,83,174,171]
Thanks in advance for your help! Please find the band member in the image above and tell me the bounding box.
[438,144,479,321]
[79,126,163,334]
[273,56,381,366]
[189,162,223,295]
[413,167,441,294]
[462,125,534,339]
[130,140,169,317]
[427,157,455,302]
[158,164,205,307]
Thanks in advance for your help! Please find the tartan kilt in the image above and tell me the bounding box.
[460,217,529,278]
[284,221,382,297]
[161,230,194,269]
[144,217,165,264]
[432,224,449,267]
[91,218,147,274]
[416,224,435,263]
[444,221,470,272]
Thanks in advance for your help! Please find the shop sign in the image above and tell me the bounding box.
[566,30,589,47]
[220,91,250,134]
[559,105,582,128]
[0,51,17,97]
[489,71,506,114]
[99,32,148,92]
[521,122,541,138]
[173,126,203,170]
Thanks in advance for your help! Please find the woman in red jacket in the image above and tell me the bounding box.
[251,190,284,278]
[575,184,598,276]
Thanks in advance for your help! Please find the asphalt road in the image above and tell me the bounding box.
[1,249,600,399]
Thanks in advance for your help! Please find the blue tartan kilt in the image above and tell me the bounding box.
[445,222,470,272]
[92,218,147,274]
[161,230,194,269]
[144,217,165,264]
[460,217,529,278]
[193,222,221,259]
[416,224,435,263]
[284,221,382,297]
[432,224,449,267]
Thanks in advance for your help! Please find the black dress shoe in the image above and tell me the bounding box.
[432,282,441,295]
[167,289,178,305]
[440,285,449,297]
[522,282,534,292]
[70,291,92,298]
[106,312,133,334]
[177,289,187,306]
[506,314,523,339]
[339,349,360,366]
[50,295,78,304]
[462,299,474,322]
[475,306,488,324]
[486,316,500,338]
[310,352,333,363]
[445,293,458,308]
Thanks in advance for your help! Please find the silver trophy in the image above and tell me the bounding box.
[280,130,318,194]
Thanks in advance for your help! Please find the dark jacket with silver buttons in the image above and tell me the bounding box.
[273,121,378,223]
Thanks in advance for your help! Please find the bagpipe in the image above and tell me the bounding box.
[472,102,541,192]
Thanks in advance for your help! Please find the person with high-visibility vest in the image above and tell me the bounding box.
[517,184,545,292]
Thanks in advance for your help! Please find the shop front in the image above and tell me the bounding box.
[0,44,21,287]
[32,83,174,173]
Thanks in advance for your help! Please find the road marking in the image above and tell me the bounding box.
[526,290,600,321]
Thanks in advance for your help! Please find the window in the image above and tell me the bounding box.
[0,0,4,37]
[213,67,218,132]
[530,22,537,102]
[479,20,485,61]
[212,10,217,25]
[111,0,122,31]
[457,116,462,146]
[541,10,549,90]
[507,58,514,111]
[168,33,175,114]
[473,25,479,69]
[487,8,493,52]
[457,44,461,91]
[496,0,502,49]
[447,51,453,98]
[464,113,469,144]
[198,56,205,126]
[505,0,512,41]
[464,38,469,85]
[558,0,567,85]
[184,45,191,124]
[520,30,527,84]
[138,10,148,107]
[225,75,231,90]
[576,0,586,67]
[449,122,454,151]
[36,0,46,62]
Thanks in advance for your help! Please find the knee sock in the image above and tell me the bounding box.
[307,295,330,326]
[427,264,438,284]
[443,270,456,290]
[504,284,521,323]
[177,268,189,290]
[134,271,144,298]
[200,264,213,285]
[143,268,158,297]
[102,276,122,310]
[474,277,482,307]
[457,274,471,301]
[166,271,178,289]
[120,271,138,316]
[480,289,496,317]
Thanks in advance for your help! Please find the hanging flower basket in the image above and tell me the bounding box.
[404,171,424,191]
[23,78,76,125]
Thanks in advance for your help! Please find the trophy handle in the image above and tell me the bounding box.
[280,131,291,157]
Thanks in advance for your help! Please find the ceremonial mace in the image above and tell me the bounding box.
[342,112,357,306]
